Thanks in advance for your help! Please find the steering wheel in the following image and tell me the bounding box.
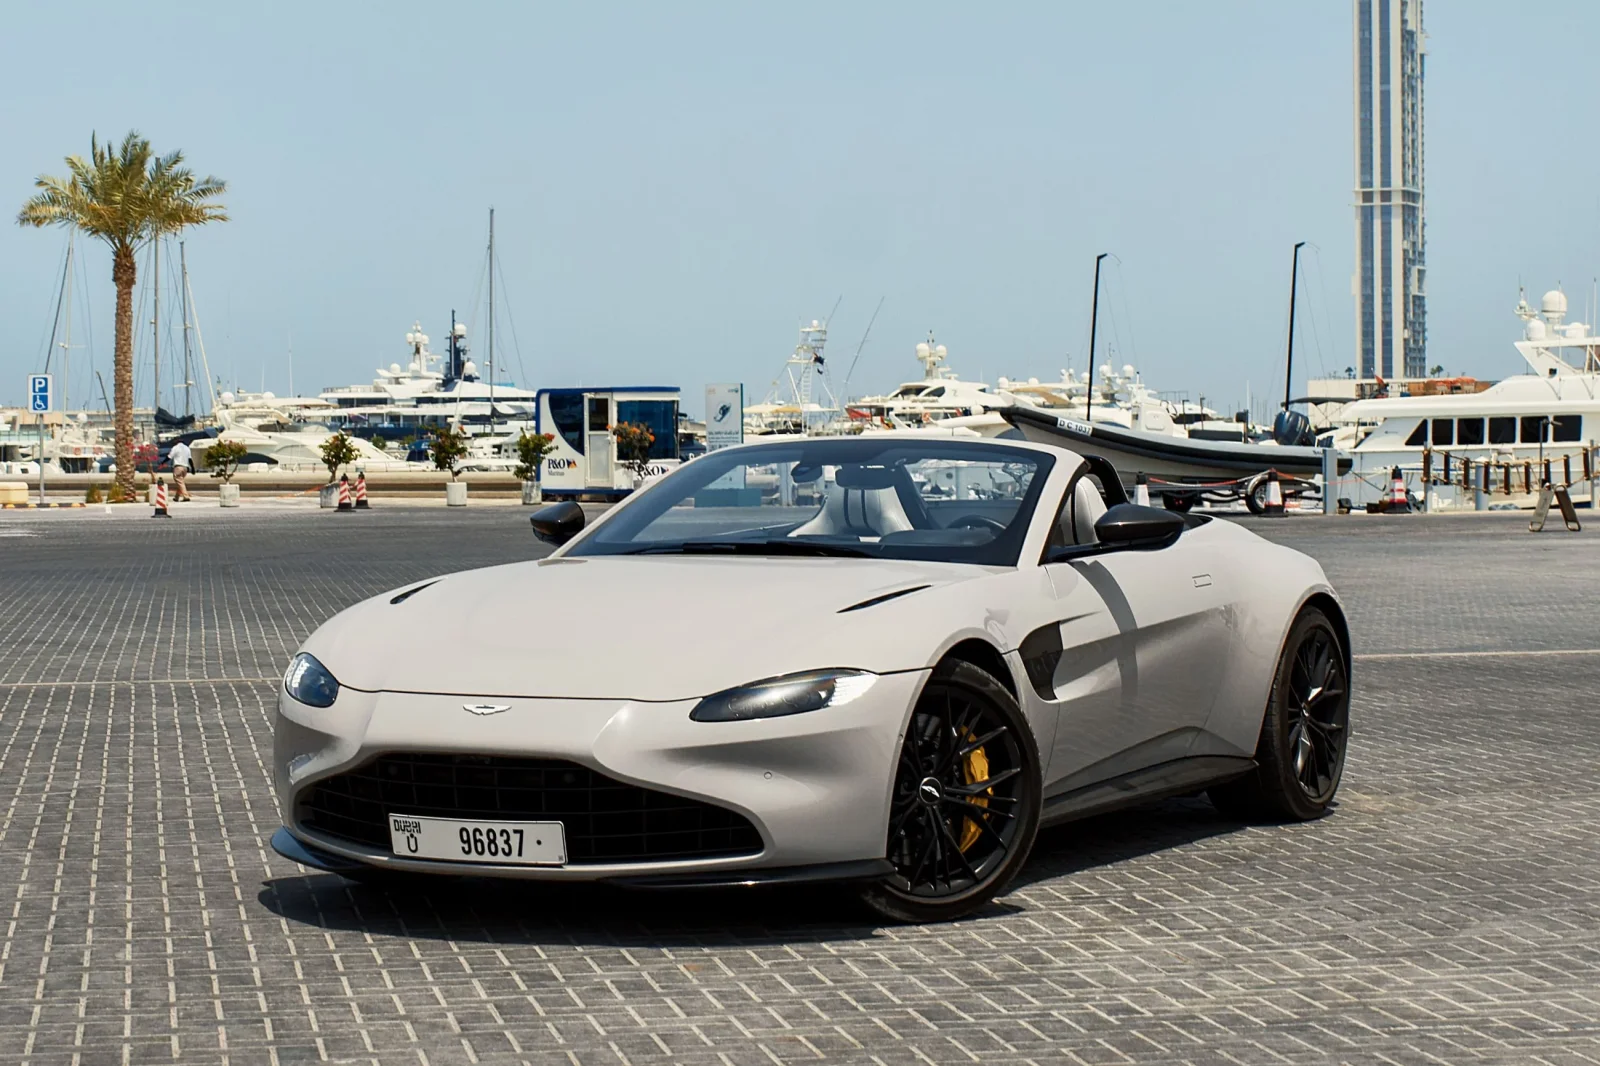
[947,514,1007,534]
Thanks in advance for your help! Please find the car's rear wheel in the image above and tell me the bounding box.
[860,661,1041,923]
[1210,606,1351,821]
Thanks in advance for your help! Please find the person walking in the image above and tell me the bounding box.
[168,439,194,501]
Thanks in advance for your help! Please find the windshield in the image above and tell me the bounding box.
[566,438,1053,565]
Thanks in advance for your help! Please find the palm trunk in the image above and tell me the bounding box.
[111,245,137,498]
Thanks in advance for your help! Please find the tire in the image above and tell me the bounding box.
[1245,479,1269,515]
[1210,607,1351,822]
[860,661,1042,923]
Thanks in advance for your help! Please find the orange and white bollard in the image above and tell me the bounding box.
[152,478,170,518]
[1263,470,1285,516]
[354,472,370,509]
[1385,466,1411,513]
[337,474,353,511]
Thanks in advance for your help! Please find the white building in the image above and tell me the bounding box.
[1354,0,1426,381]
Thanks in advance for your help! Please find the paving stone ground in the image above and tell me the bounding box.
[1,506,1597,1066]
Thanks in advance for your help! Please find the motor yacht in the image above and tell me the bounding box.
[318,320,540,438]
[1336,288,1600,508]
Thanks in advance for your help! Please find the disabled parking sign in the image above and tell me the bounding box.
[28,374,53,413]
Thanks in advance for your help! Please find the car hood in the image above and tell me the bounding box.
[303,556,991,700]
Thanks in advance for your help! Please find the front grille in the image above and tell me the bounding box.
[299,753,763,864]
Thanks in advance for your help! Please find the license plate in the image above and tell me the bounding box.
[387,813,567,865]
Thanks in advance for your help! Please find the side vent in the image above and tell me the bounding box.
[390,580,440,605]
[838,585,931,614]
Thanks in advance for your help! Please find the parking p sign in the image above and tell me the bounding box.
[28,374,53,414]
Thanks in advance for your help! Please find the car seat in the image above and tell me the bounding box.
[1069,476,1107,545]
[792,480,916,538]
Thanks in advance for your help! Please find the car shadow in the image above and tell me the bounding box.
[1010,795,1248,891]
[256,798,1248,945]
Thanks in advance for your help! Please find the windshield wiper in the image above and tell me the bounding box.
[620,539,874,558]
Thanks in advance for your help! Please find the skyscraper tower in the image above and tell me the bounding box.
[1354,0,1425,381]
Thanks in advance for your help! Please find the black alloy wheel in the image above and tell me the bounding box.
[861,661,1040,923]
[1210,606,1351,822]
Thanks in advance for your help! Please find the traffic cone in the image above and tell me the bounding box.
[1385,466,1411,513]
[151,478,170,518]
[337,474,353,511]
[1134,473,1151,507]
[1263,470,1285,516]
[354,472,370,509]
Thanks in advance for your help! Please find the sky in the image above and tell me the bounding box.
[4,1,1599,420]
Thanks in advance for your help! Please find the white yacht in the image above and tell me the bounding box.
[1337,287,1600,508]
[318,320,540,436]
[844,334,1007,430]
[183,390,403,472]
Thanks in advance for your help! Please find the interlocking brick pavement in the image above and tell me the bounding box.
[1,508,1597,1065]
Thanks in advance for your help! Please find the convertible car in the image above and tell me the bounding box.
[271,436,1351,922]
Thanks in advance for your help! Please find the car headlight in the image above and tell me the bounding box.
[690,670,876,722]
[283,652,340,708]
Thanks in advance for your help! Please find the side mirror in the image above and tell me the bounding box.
[530,501,585,545]
[1093,503,1184,550]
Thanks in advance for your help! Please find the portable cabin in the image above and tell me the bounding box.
[535,386,682,498]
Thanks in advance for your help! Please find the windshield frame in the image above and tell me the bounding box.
[562,437,1056,567]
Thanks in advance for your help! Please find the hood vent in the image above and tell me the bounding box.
[390,580,440,605]
[838,585,931,614]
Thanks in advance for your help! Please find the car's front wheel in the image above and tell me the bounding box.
[860,661,1041,923]
[1210,606,1351,821]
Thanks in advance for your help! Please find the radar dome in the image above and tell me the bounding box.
[916,342,932,358]
[934,344,947,358]
[263,391,276,401]
[1565,322,1587,338]
[389,363,402,374]
[461,360,478,378]
[1542,290,1568,317]
[405,332,416,344]
[1525,318,1548,341]
[1123,364,1135,377]
[220,391,235,405]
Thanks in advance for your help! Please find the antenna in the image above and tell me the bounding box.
[842,296,886,398]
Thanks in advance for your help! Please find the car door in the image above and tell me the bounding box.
[1036,469,1232,789]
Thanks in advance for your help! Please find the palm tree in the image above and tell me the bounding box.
[17,132,227,497]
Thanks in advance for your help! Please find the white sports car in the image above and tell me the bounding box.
[271,436,1351,922]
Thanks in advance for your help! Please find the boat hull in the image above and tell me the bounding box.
[1001,407,1347,482]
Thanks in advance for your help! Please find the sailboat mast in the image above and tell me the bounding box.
[153,238,161,417]
[180,241,194,419]
[487,208,495,411]
[1086,253,1108,421]
[62,235,74,413]
[1285,241,1305,410]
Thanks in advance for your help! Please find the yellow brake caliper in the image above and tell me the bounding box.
[958,733,991,852]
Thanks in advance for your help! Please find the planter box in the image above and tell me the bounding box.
[446,482,468,507]
[319,485,338,508]
[521,481,542,506]
[219,483,241,508]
